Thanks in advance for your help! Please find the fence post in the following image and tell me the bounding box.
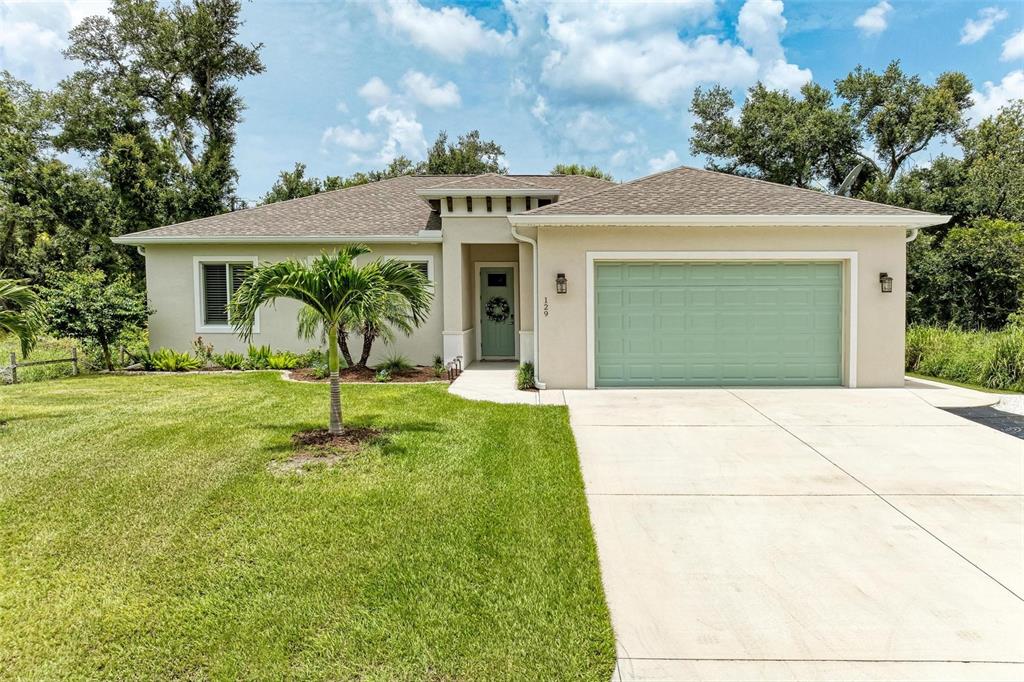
[9,352,16,385]
[71,347,79,376]
[119,345,125,367]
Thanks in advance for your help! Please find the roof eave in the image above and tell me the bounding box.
[507,214,951,228]
[112,232,443,246]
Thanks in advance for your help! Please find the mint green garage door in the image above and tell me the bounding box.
[595,261,843,387]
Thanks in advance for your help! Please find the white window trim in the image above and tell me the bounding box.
[584,251,859,389]
[391,254,435,282]
[192,256,260,334]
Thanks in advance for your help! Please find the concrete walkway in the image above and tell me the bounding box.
[448,361,566,405]
[565,382,1024,682]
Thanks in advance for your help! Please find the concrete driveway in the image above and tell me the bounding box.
[565,382,1024,681]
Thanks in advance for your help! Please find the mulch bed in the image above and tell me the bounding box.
[268,426,384,475]
[289,365,446,383]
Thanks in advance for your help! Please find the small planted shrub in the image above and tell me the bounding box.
[192,336,214,363]
[267,352,301,369]
[297,348,325,368]
[516,362,536,390]
[214,351,246,370]
[377,353,412,374]
[374,368,392,383]
[310,361,330,379]
[245,344,273,369]
[150,348,202,372]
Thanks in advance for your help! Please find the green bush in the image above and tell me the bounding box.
[297,348,325,368]
[150,348,202,372]
[377,353,412,373]
[516,362,536,390]
[213,351,246,370]
[267,352,300,370]
[906,324,1024,391]
[374,368,392,383]
[245,344,272,369]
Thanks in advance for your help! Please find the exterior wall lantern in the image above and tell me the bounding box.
[555,273,568,294]
[879,272,893,293]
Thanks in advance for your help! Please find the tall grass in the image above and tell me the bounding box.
[906,323,1024,392]
[0,336,83,383]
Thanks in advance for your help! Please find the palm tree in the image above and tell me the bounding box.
[0,276,42,357]
[230,246,432,435]
[299,258,433,369]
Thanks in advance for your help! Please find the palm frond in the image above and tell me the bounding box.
[0,276,42,357]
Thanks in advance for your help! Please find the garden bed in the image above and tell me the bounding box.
[289,365,446,383]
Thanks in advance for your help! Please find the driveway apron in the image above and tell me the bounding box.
[565,388,1024,682]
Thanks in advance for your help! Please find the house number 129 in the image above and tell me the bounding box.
[543,297,550,317]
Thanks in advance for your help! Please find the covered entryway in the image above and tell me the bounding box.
[593,260,843,387]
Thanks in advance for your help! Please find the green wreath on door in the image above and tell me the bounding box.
[485,296,511,323]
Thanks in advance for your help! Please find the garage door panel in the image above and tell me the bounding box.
[595,261,842,387]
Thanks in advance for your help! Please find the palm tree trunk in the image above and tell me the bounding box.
[358,327,375,368]
[328,323,342,435]
[338,328,354,367]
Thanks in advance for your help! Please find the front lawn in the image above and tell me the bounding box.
[0,374,614,680]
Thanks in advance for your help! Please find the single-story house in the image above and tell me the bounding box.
[113,166,949,389]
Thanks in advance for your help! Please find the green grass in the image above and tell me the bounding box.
[906,371,1022,394]
[906,324,1024,392]
[0,374,614,680]
[0,335,83,383]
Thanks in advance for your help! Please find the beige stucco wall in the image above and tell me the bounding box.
[143,242,444,365]
[534,225,907,389]
[438,215,533,364]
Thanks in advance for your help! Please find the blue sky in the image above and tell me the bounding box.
[2,0,1022,202]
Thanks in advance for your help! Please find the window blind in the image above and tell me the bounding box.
[203,264,229,325]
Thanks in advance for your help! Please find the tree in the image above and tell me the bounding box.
[835,61,972,182]
[0,75,133,283]
[42,270,150,370]
[960,100,1024,221]
[261,157,417,205]
[690,83,860,189]
[55,0,264,221]
[551,163,613,181]
[934,219,1024,330]
[421,130,505,175]
[0,275,41,357]
[230,247,432,435]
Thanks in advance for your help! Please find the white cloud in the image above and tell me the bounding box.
[0,0,110,86]
[372,0,511,62]
[367,104,427,162]
[1003,29,1024,61]
[336,100,349,113]
[529,0,807,108]
[400,70,461,109]
[530,95,548,123]
[737,0,812,92]
[563,110,616,152]
[960,7,1008,45]
[648,150,680,172]
[968,70,1024,122]
[358,77,392,105]
[854,1,892,36]
[321,126,377,151]
[509,76,528,97]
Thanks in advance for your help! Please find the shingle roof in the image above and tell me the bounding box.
[524,166,934,217]
[424,173,545,190]
[116,173,614,241]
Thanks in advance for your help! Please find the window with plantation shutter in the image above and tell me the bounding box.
[202,264,229,325]
[199,260,256,328]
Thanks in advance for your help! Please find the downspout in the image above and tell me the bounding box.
[905,228,919,243]
[510,225,545,389]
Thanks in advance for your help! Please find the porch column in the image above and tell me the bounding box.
[442,240,472,364]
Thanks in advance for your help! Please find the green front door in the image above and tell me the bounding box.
[595,261,842,387]
[480,267,515,358]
